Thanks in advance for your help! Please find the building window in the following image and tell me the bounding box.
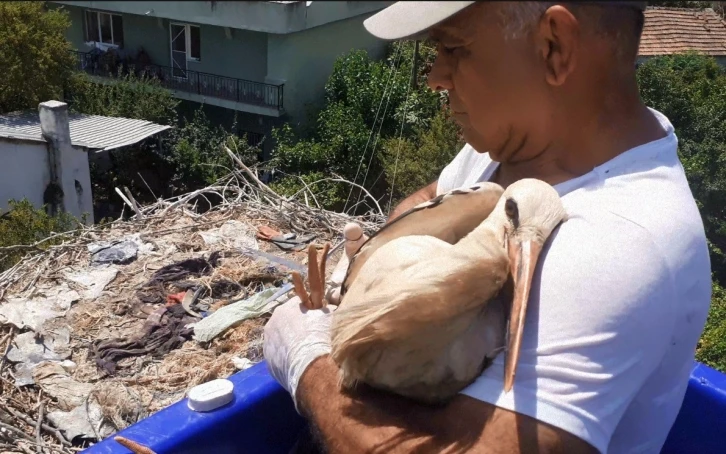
[84,10,124,47]
[170,24,201,62]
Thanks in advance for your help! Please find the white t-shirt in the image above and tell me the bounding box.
[438,108,712,454]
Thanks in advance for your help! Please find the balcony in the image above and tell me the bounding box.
[70,50,284,115]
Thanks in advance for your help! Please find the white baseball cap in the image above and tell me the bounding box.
[363,1,648,41]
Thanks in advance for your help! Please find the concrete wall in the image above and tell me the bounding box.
[266,12,387,126]
[50,1,392,34]
[0,140,50,213]
[58,3,270,81]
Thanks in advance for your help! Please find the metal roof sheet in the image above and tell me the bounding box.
[0,110,172,151]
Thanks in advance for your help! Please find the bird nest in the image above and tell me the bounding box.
[0,150,384,453]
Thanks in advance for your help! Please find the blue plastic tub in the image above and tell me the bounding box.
[83,360,726,454]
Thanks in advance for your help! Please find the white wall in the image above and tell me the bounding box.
[63,145,94,222]
[0,139,93,222]
[0,140,51,213]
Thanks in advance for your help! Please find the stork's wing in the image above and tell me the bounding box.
[340,182,504,300]
[331,234,509,362]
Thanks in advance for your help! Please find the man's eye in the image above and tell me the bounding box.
[439,43,459,54]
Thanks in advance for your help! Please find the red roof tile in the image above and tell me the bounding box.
[639,7,726,56]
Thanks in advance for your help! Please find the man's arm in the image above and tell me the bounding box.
[387,180,438,222]
[297,356,597,454]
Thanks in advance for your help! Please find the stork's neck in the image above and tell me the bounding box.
[456,208,509,253]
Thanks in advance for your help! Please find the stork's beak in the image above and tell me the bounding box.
[503,238,542,393]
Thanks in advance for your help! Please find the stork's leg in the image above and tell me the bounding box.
[291,270,312,308]
[292,243,331,310]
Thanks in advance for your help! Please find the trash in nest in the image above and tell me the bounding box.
[93,303,197,375]
[6,328,72,386]
[64,266,118,300]
[193,286,285,343]
[199,220,259,250]
[87,235,151,266]
[0,284,80,332]
[33,362,94,411]
[47,399,114,441]
[232,356,254,371]
[136,252,221,305]
[241,248,307,275]
[256,225,317,251]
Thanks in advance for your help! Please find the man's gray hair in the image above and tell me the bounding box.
[497,2,644,62]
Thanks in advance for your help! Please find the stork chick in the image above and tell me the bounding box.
[330,178,567,403]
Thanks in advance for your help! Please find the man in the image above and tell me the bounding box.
[263,2,713,453]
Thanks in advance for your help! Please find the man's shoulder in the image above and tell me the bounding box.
[554,164,710,294]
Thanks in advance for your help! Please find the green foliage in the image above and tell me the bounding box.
[637,52,726,284]
[696,282,726,372]
[271,40,460,214]
[0,1,75,113]
[164,108,259,194]
[66,71,179,125]
[379,107,464,206]
[0,199,80,272]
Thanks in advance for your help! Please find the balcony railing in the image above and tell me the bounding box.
[70,50,284,111]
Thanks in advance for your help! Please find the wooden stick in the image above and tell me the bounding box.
[35,399,45,454]
[1,405,71,447]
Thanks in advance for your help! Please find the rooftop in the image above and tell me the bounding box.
[0,110,172,152]
[640,7,726,56]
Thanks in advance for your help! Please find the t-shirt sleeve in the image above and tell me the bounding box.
[437,143,491,195]
[459,212,677,454]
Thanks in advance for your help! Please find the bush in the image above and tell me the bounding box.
[66,71,179,126]
[0,199,80,272]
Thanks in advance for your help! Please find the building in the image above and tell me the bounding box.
[0,101,170,224]
[639,7,726,66]
[47,1,391,156]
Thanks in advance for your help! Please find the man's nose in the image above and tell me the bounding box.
[427,52,454,93]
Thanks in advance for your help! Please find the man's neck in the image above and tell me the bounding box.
[493,97,666,189]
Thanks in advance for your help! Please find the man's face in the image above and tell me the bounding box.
[427,2,555,163]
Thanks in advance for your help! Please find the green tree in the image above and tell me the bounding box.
[271,40,460,213]
[0,1,75,113]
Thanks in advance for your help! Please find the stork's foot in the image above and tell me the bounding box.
[292,242,330,309]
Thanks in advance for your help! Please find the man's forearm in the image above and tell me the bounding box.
[296,356,593,454]
[296,356,482,453]
[387,180,438,222]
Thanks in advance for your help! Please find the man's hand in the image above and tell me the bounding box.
[263,296,336,411]
[388,180,438,222]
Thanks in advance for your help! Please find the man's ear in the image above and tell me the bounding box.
[536,5,580,86]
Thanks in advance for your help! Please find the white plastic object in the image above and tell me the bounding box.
[187,378,234,412]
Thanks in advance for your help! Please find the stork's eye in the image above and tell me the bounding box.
[504,198,519,221]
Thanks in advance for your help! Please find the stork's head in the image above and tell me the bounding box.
[500,178,567,245]
[496,178,566,393]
